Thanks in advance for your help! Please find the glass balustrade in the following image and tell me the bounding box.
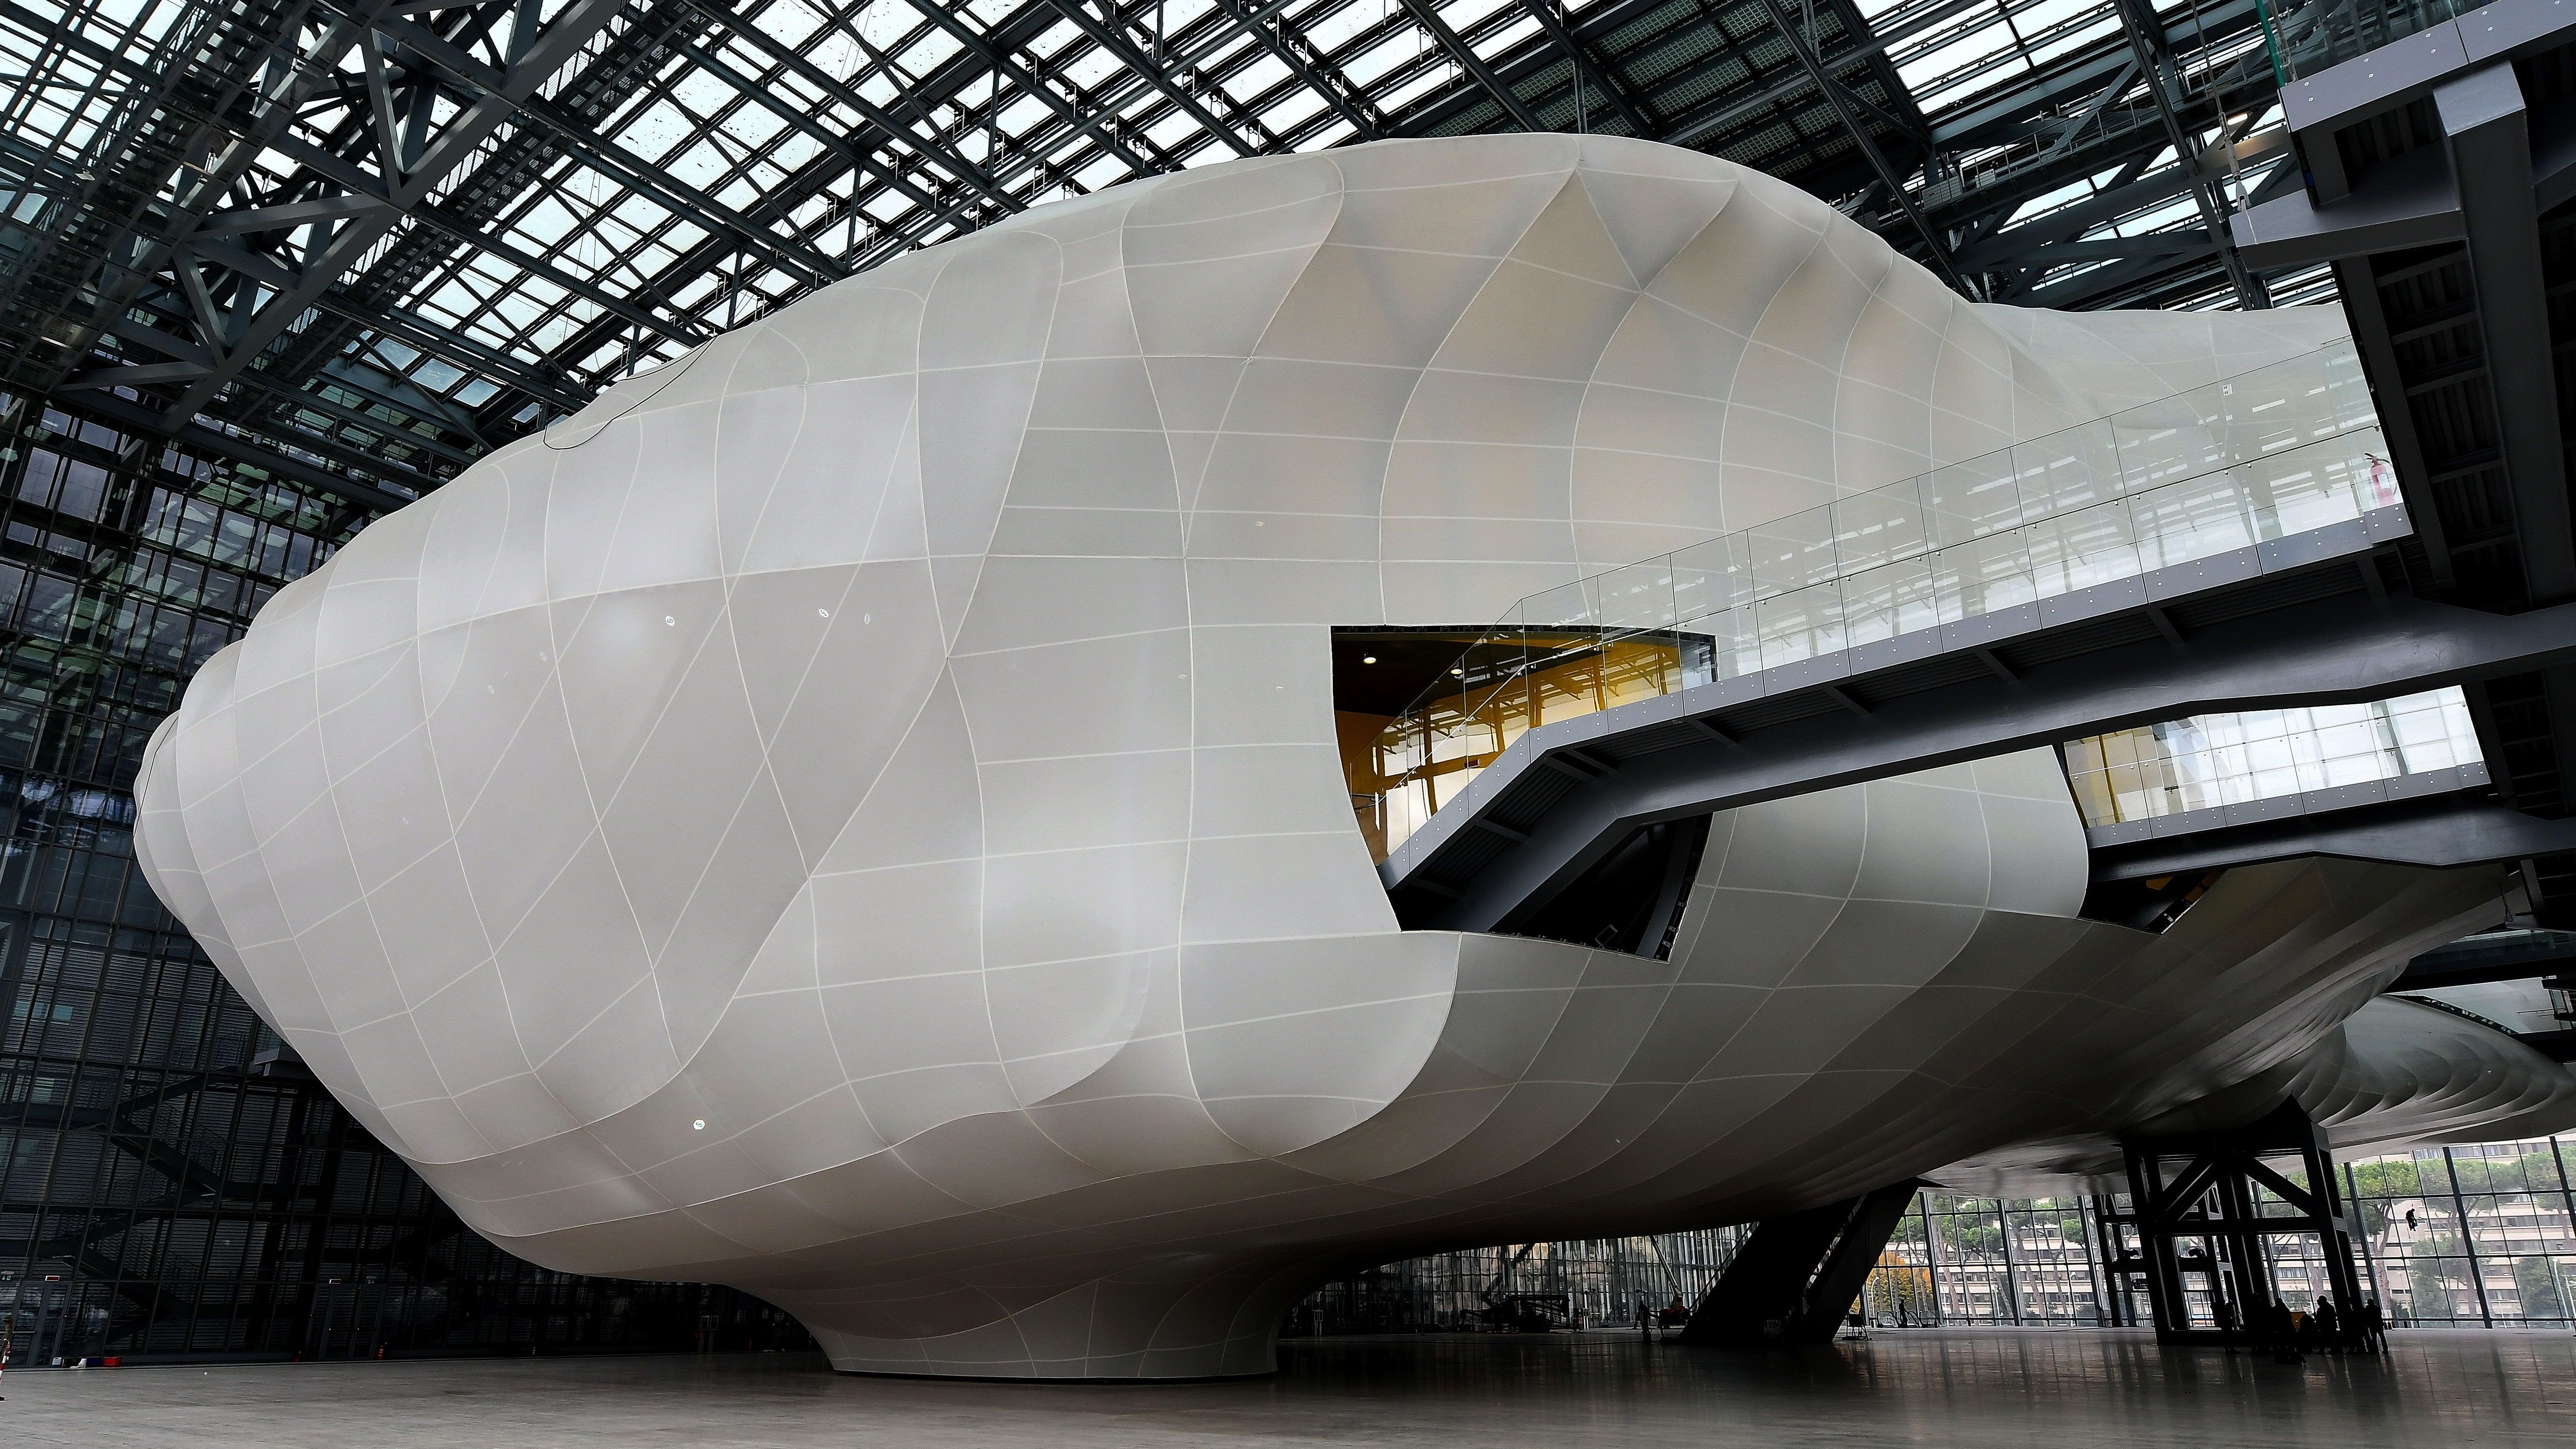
[2270,0,2501,84]
[1359,338,2401,862]
[2062,687,2481,829]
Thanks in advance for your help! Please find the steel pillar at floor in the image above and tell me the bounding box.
[1678,1183,1920,1347]
[2091,1191,2153,1328]
[2119,1100,2369,1347]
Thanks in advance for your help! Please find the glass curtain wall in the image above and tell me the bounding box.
[0,389,799,1363]
[2063,687,2484,828]
[1291,1229,1754,1334]
[1297,1144,2576,1335]
[1869,1193,2111,1326]
[2333,1141,2576,1327]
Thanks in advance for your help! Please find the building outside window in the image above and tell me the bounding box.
[1297,1139,2576,1336]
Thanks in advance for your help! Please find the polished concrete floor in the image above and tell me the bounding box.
[5,1328,2573,1447]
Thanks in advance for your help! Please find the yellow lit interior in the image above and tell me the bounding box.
[1342,633,1686,863]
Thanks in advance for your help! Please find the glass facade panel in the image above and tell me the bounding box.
[2061,688,2483,828]
[2341,1143,2576,1327]
[1297,1145,2576,1338]
[1288,1230,1753,1334]
[1865,1193,2110,1325]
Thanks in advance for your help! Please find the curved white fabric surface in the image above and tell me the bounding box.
[1930,994,2576,1196]
[2305,997,2576,1151]
[131,133,2508,1377]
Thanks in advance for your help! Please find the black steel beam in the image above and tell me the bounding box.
[69,390,415,512]
[1039,0,1269,156]
[897,0,1164,176]
[662,0,1019,213]
[2090,792,2576,881]
[1395,0,1546,130]
[1398,592,2576,935]
[1523,0,1658,136]
[2437,63,2575,605]
[2395,929,2576,989]
[1678,1180,1920,1347]
[155,0,629,427]
[1210,0,1391,140]
[2520,1026,2576,1061]
[1758,0,1964,292]
[2110,0,2264,305]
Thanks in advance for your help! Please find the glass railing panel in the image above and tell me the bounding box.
[1521,577,1596,636]
[1706,603,1760,682]
[1601,635,1682,709]
[2116,377,2236,492]
[2104,762,2162,823]
[1933,527,2039,619]
[2324,343,2379,432]
[1374,714,1428,850]
[1593,557,1678,639]
[2272,0,2500,84]
[1468,639,1533,765]
[2026,495,2144,596]
[1922,450,2024,546]
[1754,579,1847,669]
[2224,348,2340,461]
[1840,554,1944,646]
[1371,339,2401,860]
[1747,503,1840,596]
[2246,429,2384,538]
[1832,480,1932,574]
[2208,364,2288,465]
[2385,689,2482,773]
[1671,531,1754,633]
[2015,416,2123,517]
[2107,412,2208,495]
[1676,629,1717,689]
[2066,760,2121,826]
[2132,467,2261,570]
[1529,633,1604,727]
[1461,627,1531,737]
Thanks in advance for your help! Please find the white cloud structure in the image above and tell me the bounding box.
[133,134,2572,1378]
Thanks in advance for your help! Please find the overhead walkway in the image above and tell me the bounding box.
[2398,926,2576,989]
[2066,690,2576,881]
[2232,0,2576,922]
[2080,763,2576,880]
[2387,929,2576,1061]
[1370,337,2576,938]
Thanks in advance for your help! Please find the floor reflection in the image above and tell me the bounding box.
[7,1327,2571,1448]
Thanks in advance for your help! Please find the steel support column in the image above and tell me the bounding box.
[2436,63,2575,605]
[1678,1182,1920,1346]
[2120,1099,2369,1347]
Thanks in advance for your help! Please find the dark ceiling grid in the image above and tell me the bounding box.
[0,0,2372,515]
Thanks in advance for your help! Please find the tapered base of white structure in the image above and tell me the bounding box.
[777,1259,1308,1379]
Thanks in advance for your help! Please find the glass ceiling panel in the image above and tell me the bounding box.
[0,0,2345,502]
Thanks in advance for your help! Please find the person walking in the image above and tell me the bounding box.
[2314,1295,2340,1352]
[2270,1296,2303,1364]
